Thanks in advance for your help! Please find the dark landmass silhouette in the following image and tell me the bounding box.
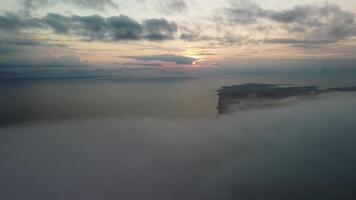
[217,83,356,114]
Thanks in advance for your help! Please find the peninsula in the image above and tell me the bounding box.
[217,83,356,114]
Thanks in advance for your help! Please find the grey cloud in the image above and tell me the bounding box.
[143,18,178,41]
[158,0,188,14]
[267,5,315,23]
[0,45,19,55]
[180,31,242,45]
[263,38,334,45]
[72,15,107,40]
[0,37,66,55]
[180,33,201,41]
[129,54,198,65]
[20,0,117,11]
[225,0,264,24]
[0,38,41,46]
[124,62,163,67]
[43,14,143,40]
[47,55,85,66]
[42,13,73,34]
[2,2,355,46]
[266,4,354,26]
[0,54,86,71]
[67,0,118,10]
[0,12,43,31]
[225,1,356,44]
[179,24,240,44]
[107,15,144,40]
[0,13,178,42]
[180,33,217,42]
[267,4,356,41]
[21,0,49,11]
[178,24,208,42]
[225,1,348,25]
[179,24,217,42]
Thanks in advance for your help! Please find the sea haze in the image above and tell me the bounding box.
[1,93,356,200]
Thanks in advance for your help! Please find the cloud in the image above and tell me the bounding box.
[0,45,19,55]
[0,54,85,66]
[0,13,179,42]
[143,18,178,41]
[224,1,356,44]
[20,0,118,12]
[42,13,73,34]
[268,4,356,41]
[46,55,86,66]
[263,38,333,45]
[267,5,315,23]
[158,0,188,14]
[68,0,118,10]
[0,12,43,32]
[1,38,42,46]
[1,1,355,47]
[129,54,198,65]
[21,0,49,11]
[0,36,67,56]
[224,0,264,24]
[0,38,42,55]
[44,14,143,40]
[1,95,356,199]
[106,15,144,40]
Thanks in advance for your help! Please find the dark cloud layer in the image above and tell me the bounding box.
[0,12,43,31]
[0,13,178,42]
[0,37,66,55]
[107,15,143,40]
[143,18,178,40]
[0,45,19,55]
[129,54,198,65]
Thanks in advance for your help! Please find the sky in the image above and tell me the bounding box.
[0,0,356,68]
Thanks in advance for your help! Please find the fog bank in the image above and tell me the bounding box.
[1,95,356,200]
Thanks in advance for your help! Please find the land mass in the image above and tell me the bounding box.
[217,83,356,114]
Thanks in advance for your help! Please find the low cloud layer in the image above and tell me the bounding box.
[0,37,67,56]
[1,95,356,200]
[129,54,198,65]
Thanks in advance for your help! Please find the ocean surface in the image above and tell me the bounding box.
[1,72,356,200]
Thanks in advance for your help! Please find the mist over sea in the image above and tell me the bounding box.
[1,69,356,200]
